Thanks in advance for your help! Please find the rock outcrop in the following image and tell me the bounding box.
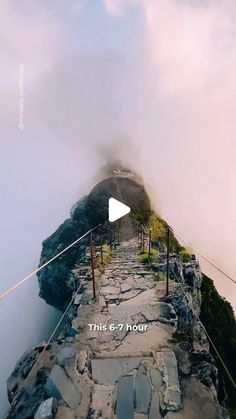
[37,197,89,311]
[6,235,229,419]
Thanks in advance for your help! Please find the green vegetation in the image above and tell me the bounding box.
[98,244,113,268]
[139,248,158,264]
[155,272,167,281]
[139,252,153,264]
[148,212,166,242]
[148,211,182,253]
[172,331,188,343]
[179,249,192,263]
[200,275,236,414]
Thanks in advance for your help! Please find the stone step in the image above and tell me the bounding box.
[46,365,81,409]
[135,366,151,414]
[116,376,134,419]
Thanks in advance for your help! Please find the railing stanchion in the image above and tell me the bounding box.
[90,231,96,299]
[166,226,170,296]
[117,222,120,245]
[100,229,104,266]
[148,228,152,262]
[142,229,145,253]
[110,229,113,250]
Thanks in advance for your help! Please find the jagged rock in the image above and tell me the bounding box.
[121,283,132,292]
[166,290,196,336]
[192,321,209,352]
[8,229,230,419]
[191,351,218,388]
[34,397,58,419]
[37,195,91,311]
[177,377,230,419]
[176,346,192,375]
[74,293,83,305]
[183,261,202,291]
[7,347,39,402]
[57,347,76,366]
[46,365,81,409]
[152,255,182,280]
[140,302,176,325]
[7,383,46,419]
[77,350,88,373]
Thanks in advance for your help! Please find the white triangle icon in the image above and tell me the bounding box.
[108,198,131,222]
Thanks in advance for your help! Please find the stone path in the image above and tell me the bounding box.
[9,233,230,419]
[45,238,182,419]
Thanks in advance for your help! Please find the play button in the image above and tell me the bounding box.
[108,198,131,222]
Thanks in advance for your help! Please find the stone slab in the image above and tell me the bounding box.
[91,357,144,385]
[149,391,161,419]
[74,294,83,305]
[34,397,57,419]
[163,351,181,411]
[116,376,134,419]
[121,283,132,293]
[100,286,120,296]
[57,347,75,367]
[140,302,173,322]
[46,365,81,409]
[135,368,151,413]
[150,369,163,390]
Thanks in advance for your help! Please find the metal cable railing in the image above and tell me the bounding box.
[169,265,236,392]
[0,225,101,302]
[5,223,118,410]
[0,222,120,303]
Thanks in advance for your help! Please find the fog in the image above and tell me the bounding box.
[1,0,236,414]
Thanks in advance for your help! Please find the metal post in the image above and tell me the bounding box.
[148,228,152,261]
[117,222,120,245]
[90,232,96,299]
[142,229,145,253]
[110,229,113,249]
[100,230,104,266]
[166,226,170,296]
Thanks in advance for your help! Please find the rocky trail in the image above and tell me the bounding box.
[69,238,181,419]
[7,235,229,419]
[52,239,181,419]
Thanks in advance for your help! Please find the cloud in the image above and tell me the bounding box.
[104,0,236,90]
[140,0,236,91]
[104,0,136,16]
[0,1,70,90]
[102,0,236,309]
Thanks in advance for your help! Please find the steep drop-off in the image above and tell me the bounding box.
[5,184,236,418]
